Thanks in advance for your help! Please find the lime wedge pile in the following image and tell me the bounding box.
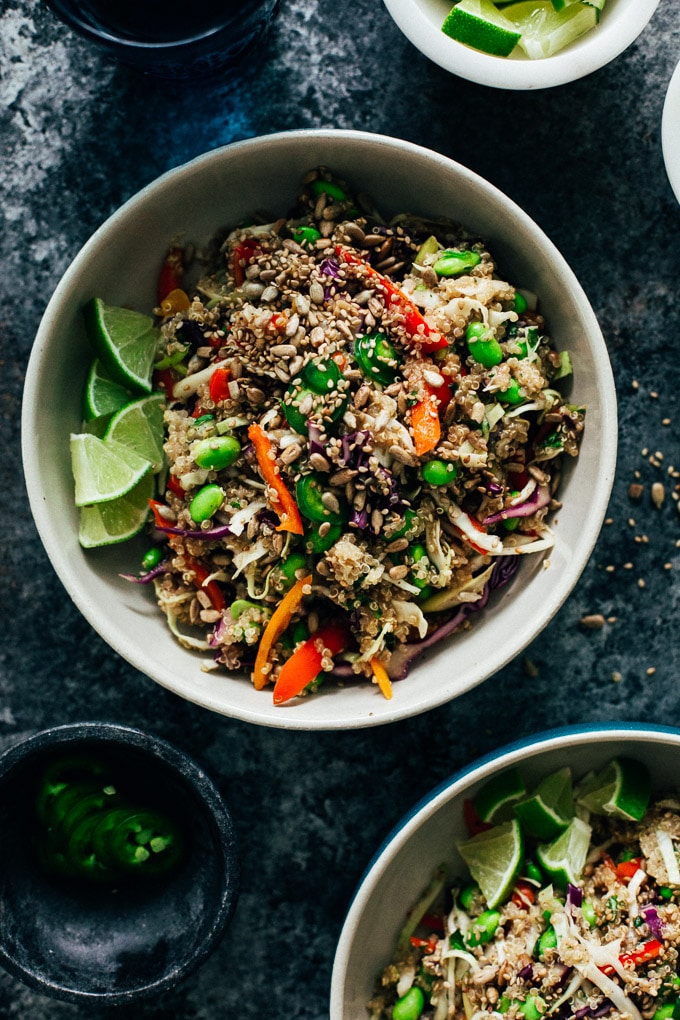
[456,757,651,907]
[72,298,165,548]
[441,0,603,59]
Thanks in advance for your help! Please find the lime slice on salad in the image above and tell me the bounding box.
[502,1,598,59]
[78,472,154,548]
[104,393,166,473]
[84,297,159,394]
[536,816,591,888]
[474,768,527,823]
[514,767,574,840]
[442,0,522,57]
[82,358,135,421]
[458,819,524,908]
[575,757,651,821]
[70,432,152,506]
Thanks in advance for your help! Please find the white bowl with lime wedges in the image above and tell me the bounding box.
[331,724,680,1018]
[22,130,616,731]
[383,0,661,89]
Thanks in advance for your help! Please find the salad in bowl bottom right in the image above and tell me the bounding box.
[331,726,680,1020]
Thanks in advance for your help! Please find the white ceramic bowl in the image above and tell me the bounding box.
[662,59,680,204]
[382,0,661,90]
[330,723,680,1017]
[22,130,616,731]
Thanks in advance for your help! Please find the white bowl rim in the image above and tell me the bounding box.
[330,721,680,1013]
[382,0,661,90]
[662,58,680,204]
[22,128,617,731]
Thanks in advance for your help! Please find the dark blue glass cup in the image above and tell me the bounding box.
[42,0,279,79]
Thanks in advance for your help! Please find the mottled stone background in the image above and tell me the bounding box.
[0,0,679,1016]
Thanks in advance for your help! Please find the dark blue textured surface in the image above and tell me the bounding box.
[1,0,679,1015]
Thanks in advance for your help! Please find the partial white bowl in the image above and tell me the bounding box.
[330,724,680,1017]
[382,0,661,90]
[662,59,680,204]
[22,130,617,731]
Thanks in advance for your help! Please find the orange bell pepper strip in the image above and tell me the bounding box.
[185,558,226,612]
[247,423,305,536]
[335,247,447,353]
[411,385,442,457]
[159,288,190,318]
[253,574,312,689]
[370,656,393,700]
[273,621,349,705]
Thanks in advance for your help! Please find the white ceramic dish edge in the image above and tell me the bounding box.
[382,0,661,90]
[662,59,680,205]
[22,129,617,730]
[330,722,680,1017]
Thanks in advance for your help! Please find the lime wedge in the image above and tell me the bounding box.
[84,297,159,394]
[78,473,154,548]
[474,768,527,824]
[536,816,591,888]
[514,767,574,840]
[104,393,166,473]
[70,433,152,506]
[503,1,598,58]
[82,358,135,421]
[575,757,650,821]
[458,819,524,908]
[442,0,521,57]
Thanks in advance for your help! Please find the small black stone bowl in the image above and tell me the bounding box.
[0,722,239,1005]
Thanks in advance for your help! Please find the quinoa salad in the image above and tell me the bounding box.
[138,167,585,704]
[370,759,680,1020]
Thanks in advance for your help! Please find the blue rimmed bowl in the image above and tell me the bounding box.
[330,723,680,1017]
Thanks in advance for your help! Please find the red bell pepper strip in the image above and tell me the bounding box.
[335,246,447,353]
[185,558,226,612]
[209,366,231,404]
[253,574,312,689]
[273,622,349,704]
[409,935,439,953]
[158,246,184,303]
[600,939,663,975]
[166,474,185,499]
[149,499,171,530]
[232,238,261,287]
[411,384,442,457]
[616,857,643,882]
[511,881,536,909]
[247,423,305,536]
[463,798,493,836]
[153,366,181,399]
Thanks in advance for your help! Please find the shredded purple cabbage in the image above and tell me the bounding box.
[567,884,583,910]
[642,906,664,938]
[154,521,233,540]
[119,560,169,584]
[482,485,551,526]
[573,999,613,1019]
[319,256,340,278]
[518,964,534,981]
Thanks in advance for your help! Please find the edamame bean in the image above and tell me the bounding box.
[499,379,524,405]
[310,179,347,201]
[421,459,458,486]
[514,291,528,314]
[537,925,557,958]
[518,995,547,1020]
[189,484,225,523]
[458,882,481,911]
[292,225,321,247]
[660,887,674,901]
[192,435,241,470]
[467,909,501,947]
[433,250,481,277]
[653,1007,675,1020]
[281,552,308,586]
[141,546,163,572]
[466,321,503,368]
[392,985,425,1020]
[230,599,260,620]
[581,900,597,927]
